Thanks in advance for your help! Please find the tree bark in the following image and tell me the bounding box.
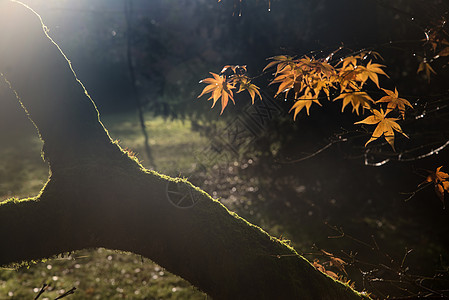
[0,1,368,299]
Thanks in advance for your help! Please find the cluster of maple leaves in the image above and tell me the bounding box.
[197,65,261,114]
[422,166,449,207]
[417,18,449,83]
[198,51,412,151]
[197,50,449,204]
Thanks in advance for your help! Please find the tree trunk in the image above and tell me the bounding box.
[0,1,368,299]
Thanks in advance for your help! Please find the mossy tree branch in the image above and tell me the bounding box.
[0,1,368,299]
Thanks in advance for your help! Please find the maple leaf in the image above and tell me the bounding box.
[270,65,302,97]
[355,109,409,150]
[376,88,413,119]
[417,60,436,83]
[289,92,322,120]
[339,56,358,70]
[220,65,247,75]
[356,60,388,88]
[263,55,295,73]
[198,72,235,114]
[337,60,361,92]
[334,91,374,115]
[438,47,449,57]
[237,77,262,104]
[425,166,449,206]
[359,50,384,61]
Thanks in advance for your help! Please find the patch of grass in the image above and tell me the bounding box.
[102,113,209,176]
[0,249,207,299]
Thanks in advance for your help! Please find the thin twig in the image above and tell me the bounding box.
[54,287,76,300]
[34,283,48,300]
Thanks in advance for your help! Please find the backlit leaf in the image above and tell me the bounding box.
[334,91,374,115]
[289,92,322,120]
[356,60,388,88]
[237,77,262,104]
[198,72,235,114]
[263,55,295,73]
[425,166,449,206]
[438,47,449,57]
[376,88,413,119]
[417,60,436,83]
[355,109,409,150]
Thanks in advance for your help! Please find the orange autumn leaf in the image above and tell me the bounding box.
[376,88,413,119]
[237,77,262,104]
[340,56,358,70]
[355,108,409,150]
[355,60,388,88]
[198,72,235,114]
[334,91,374,115]
[220,64,247,75]
[425,166,449,206]
[270,65,302,97]
[289,91,322,120]
[263,55,295,73]
[438,47,449,57]
[417,60,436,83]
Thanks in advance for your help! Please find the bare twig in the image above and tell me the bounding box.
[54,287,76,299]
[34,283,48,300]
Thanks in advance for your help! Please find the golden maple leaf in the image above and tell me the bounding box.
[263,55,295,73]
[237,77,262,104]
[355,60,388,88]
[355,109,409,150]
[417,59,436,83]
[334,91,374,115]
[339,56,358,70]
[424,166,449,206]
[337,58,359,92]
[289,91,322,120]
[220,65,247,75]
[438,47,449,57]
[376,88,413,119]
[198,72,235,114]
[270,65,302,97]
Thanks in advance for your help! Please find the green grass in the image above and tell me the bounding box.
[102,113,210,177]
[0,112,209,299]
